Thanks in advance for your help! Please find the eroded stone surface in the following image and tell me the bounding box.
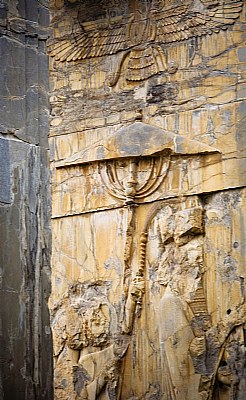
[49,1,246,399]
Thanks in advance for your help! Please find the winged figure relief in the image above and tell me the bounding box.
[48,0,243,85]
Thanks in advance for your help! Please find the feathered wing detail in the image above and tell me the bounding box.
[48,1,243,62]
[47,18,130,62]
[47,0,243,84]
[126,46,168,81]
[155,0,243,44]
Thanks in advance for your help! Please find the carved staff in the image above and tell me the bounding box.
[99,156,170,333]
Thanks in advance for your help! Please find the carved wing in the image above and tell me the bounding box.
[154,0,243,44]
[48,1,243,63]
[48,18,129,62]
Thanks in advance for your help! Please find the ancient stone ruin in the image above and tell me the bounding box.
[0,0,246,399]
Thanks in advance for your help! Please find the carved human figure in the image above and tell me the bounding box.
[154,198,246,400]
[51,283,129,399]
[155,197,209,399]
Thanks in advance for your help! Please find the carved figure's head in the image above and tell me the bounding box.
[175,207,203,245]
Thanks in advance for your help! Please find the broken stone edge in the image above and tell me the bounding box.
[55,122,221,168]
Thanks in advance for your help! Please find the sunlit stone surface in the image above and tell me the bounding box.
[49,1,246,398]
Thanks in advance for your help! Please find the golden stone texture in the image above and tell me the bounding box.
[49,1,246,399]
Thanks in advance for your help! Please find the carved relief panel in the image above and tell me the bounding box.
[49,1,246,399]
[51,192,246,399]
[50,121,246,399]
[49,0,243,86]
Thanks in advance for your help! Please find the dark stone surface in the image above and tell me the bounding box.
[0,0,49,145]
[147,82,178,104]
[0,138,11,204]
[0,1,52,399]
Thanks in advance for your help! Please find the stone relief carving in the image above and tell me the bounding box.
[99,156,170,205]
[144,197,246,400]
[48,0,242,85]
[76,338,129,399]
[51,120,245,398]
[52,281,131,399]
[150,197,210,399]
[121,197,206,398]
[197,304,246,400]
[52,283,113,359]
[49,0,246,396]
[51,193,246,399]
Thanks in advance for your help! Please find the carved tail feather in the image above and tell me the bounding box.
[107,50,130,87]
[126,45,168,81]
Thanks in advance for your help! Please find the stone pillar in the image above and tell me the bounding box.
[0,1,53,399]
[48,1,246,399]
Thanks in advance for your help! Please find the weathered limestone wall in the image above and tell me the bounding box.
[49,1,246,399]
[0,1,53,399]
